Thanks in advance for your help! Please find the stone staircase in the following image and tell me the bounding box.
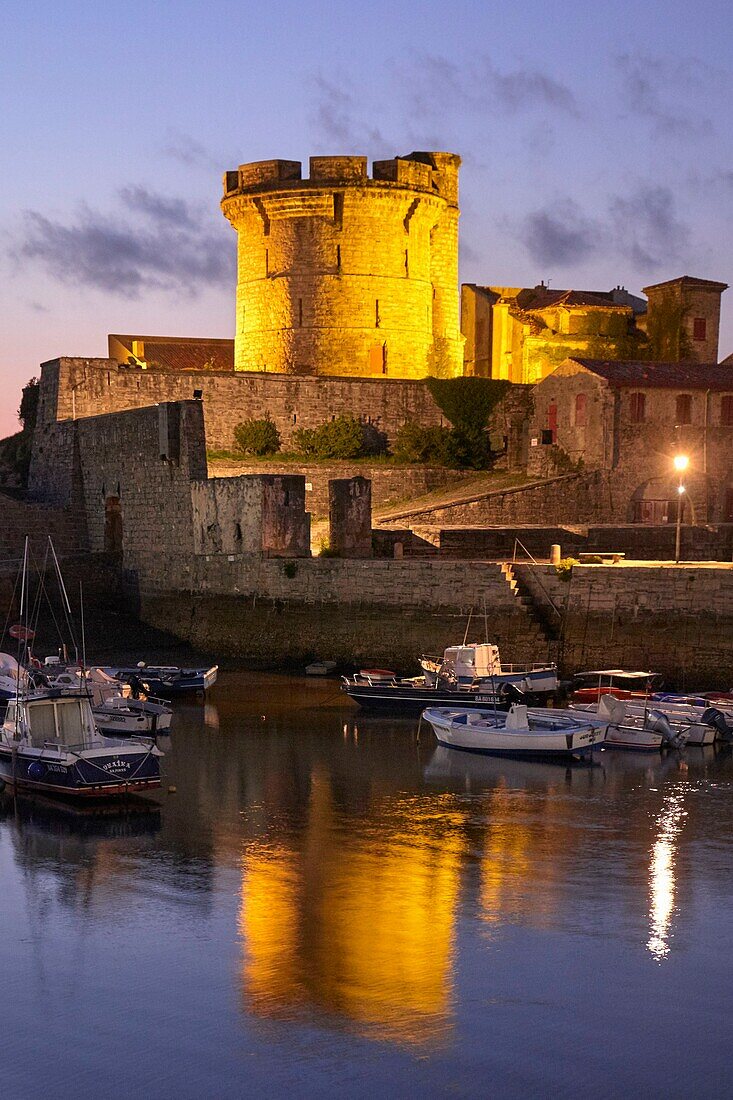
[500,562,564,656]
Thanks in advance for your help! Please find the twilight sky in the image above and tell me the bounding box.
[1,0,731,435]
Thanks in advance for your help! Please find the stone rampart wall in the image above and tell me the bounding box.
[0,492,88,560]
[378,471,610,526]
[515,562,733,686]
[33,358,532,460]
[208,459,474,518]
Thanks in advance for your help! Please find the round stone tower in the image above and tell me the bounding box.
[221,152,463,378]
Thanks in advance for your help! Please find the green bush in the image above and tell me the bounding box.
[393,421,451,464]
[233,416,281,456]
[555,557,578,581]
[292,415,366,459]
[423,377,511,469]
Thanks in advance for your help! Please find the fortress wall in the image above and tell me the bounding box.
[34,358,532,461]
[207,460,476,519]
[515,563,733,685]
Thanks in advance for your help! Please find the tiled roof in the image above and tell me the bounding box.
[642,275,728,293]
[571,358,733,390]
[110,335,235,371]
[141,340,234,371]
[515,288,626,311]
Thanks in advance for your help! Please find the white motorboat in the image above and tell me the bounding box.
[0,653,30,703]
[574,696,689,751]
[39,663,173,736]
[421,703,607,760]
[0,692,163,798]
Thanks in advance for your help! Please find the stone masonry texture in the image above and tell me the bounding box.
[221,153,464,379]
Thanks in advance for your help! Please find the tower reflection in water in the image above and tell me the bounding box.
[647,786,687,961]
[239,772,464,1046]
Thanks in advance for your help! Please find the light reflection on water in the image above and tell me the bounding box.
[647,787,688,961]
[1,671,733,1098]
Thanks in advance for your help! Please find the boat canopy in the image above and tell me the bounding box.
[0,652,26,679]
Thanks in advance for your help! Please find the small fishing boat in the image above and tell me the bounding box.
[574,696,689,751]
[40,663,173,736]
[342,642,557,713]
[305,660,338,676]
[100,663,218,696]
[421,703,607,760]
[0,692,163,798]
[569,669,662,704]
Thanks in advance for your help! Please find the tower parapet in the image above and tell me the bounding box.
[221,151,463,379]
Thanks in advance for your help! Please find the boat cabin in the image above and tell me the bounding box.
[4,695,98,749]
[443,644,503,684]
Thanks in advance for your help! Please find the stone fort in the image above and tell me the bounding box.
[221,151,463,379]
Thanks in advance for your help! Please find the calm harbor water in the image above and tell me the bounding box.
[2,671,733,1099]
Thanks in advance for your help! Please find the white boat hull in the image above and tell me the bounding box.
[423,707,606,759]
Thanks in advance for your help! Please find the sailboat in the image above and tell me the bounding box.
[0,538,163,798]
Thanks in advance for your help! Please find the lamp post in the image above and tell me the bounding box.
[673,454,689,563]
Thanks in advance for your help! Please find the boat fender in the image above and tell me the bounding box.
[27,761,47,780]
[701,707,733,743]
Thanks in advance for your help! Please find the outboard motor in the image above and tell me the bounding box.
[646,709,687,750]
[500,683,526,704]
[701,707,733,743]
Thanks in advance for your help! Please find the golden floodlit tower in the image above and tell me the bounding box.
[221,152,463,379]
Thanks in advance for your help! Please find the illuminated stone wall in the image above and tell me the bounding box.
[221,153,464,379]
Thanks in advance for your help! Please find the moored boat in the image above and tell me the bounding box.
[574,695,689,751]
[100,663,218,696]
[40,663,173,736]
[0,692,163,798]
[342,642,557,713]
[421,703,607,760]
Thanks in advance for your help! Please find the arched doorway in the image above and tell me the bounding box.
[104,496,123,553]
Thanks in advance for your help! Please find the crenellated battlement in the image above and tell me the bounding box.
[221,149,463,380]
[223,151,460,206]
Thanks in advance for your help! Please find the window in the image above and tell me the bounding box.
[405,249,409,277]
[336,245,341,271]
[298,298,303,326]
[693,317,707,341]
[369,343,387,374]
[721,396,733,426]
[375,299,381,328]
[574,393,587,428]
[546,402,557,442]
[675,394,692,424]
[629,392,646,423]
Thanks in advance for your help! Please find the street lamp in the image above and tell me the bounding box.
[673,454,689,562]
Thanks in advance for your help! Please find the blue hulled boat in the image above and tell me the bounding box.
[0,692,163,798]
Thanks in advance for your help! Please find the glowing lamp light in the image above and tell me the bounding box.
[678,484,685,495]
[673,454,689,473]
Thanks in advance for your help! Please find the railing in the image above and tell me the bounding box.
[511,537,563,622]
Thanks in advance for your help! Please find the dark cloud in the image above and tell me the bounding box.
[521,200,597,266]
[17,188,234,298]
[308,77,390,154]
[308,54,577,155]
[610,185,690,270]
[483,59,577,116]
[615,53,713,137]
[162,130,219,170]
